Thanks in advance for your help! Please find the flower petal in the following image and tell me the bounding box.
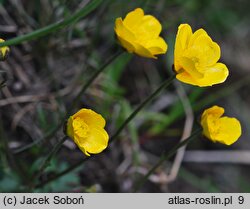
[115,18,136,52]
[123,8,144,30]
[134,43,156,58]
[176,62,228,87]
[188,28,208,47]
[178,56,204,78]
[198,62,229,87]
[78,127,109,155]
[216,117,242,145]
[187,34,221,67]
[0,38,10,61]
[201,106,225,141]
[73,108,106,129]
[136,15,162,39]
[174,24,192,70]
[146,37,168,55]
[175,24,192,52]
[176,71,198,86]
[201,105,224,120]
[66,116,74,140]
[116,34,135,53]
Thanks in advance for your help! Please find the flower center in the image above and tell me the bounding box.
[73,117,89,138]
[191,57,199,64]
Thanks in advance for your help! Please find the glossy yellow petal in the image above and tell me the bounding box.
[178,57,204,79]
[201,106,225,141]
[174,24,192,70]
[175,24,192,52]
[0,39,10,61]
[66,116,74,140]
[78,127,109,156]
[174,23,227,86]
[115,18,134,38]
[114,8,167,58]
[201,105,224,119]
[136,15,162,39]
[187,34,221,67]
[123,8,144,30]
[200,106,242,146]
[197,63,229,87]
[115,18,136,52]
[176,63,228,87]
[73,108,106,128]
[216,117,242,145]
[201,115,215,141]
[66,108,109,156]
[176,71,198,86]
[72,117,89,139]
[116,34,136,53]
[135,44,156,58]
[188,28,208,47]
[146,37,168,55]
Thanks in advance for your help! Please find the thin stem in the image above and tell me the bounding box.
[35,157,89,189]
[69,50,124,115]
[35,74,176,188]
[0,0,102,47]
[14,122,63,154]
[110,74,176,143]
[14,50,123,154]
[133,128,202,192]
[33,136,68,184]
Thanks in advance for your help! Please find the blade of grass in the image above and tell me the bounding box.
[179,167,220,192]
[150,87,204,134]
[0,0,103,47]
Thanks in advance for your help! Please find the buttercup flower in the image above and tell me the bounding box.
[174,24,229,87]
[201,105,241,145]
[0,39,10,61]
[66,108,109,156]
[114,8,167,58]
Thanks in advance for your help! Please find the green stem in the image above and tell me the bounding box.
[31,136,68,188]
[13,122,63,154]
[0,0,102,47]
[110,74,176,143]
[35,74,176,189]
[35,157,88,189]
[69,50,124,115]
[133,128,202,192]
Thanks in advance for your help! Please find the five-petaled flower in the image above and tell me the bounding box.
[114,8,167,58]
[0,39,10,61]
[66,108,109,156]
[174,23,229,87]
[201,105,241,145]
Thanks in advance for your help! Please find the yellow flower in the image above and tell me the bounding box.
[0,39,10,61]
[114,8,167,58]
[174,24,229,87]
[201,105,241,145]
[66,108,109,156]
